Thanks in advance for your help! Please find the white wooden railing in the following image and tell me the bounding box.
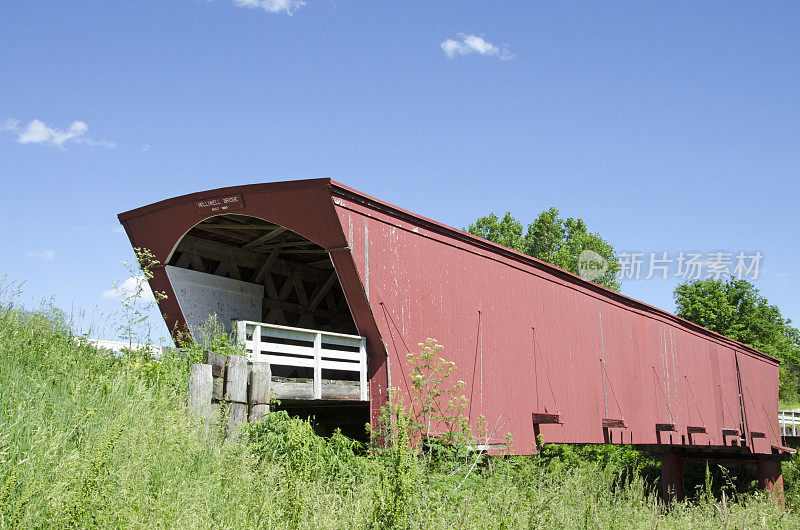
[779,410,800,437]
[236,321,368,401]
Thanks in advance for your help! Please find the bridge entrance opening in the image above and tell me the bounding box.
[167,213,357,338]
[167,214,368,433]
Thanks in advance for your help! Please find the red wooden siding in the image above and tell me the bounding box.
[119,178,781,457]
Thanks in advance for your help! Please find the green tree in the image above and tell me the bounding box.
[674,278,800,404]
[467,208,621,291]
[467,212,525,253]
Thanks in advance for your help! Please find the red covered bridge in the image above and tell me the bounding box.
[118,178,790,499]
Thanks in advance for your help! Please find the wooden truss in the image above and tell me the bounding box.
[169,214,357,334]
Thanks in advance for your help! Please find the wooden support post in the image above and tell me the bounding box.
[313,332,322,400]
[235,321,247,349]
[250,404,270,423]
[210,402,222,431]
[224,355,249,441]
[309,272,337,311]
[359,338,368,401]
[204,351,227,376]
[254,324,262,359]
[188,364,212,421]
[757,458,785,508]
[249,361,272,422]
[225,355,249,404]
[661,453,685,503]
[203,351,227,400]
[212,377,224,401]
[227,403,248,442]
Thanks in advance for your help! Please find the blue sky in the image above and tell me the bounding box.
[0,0,798,343]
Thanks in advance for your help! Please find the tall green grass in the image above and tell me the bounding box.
[0,290,798,528]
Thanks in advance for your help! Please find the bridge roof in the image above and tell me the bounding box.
[119,177,778,365]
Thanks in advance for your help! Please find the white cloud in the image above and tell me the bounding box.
[139,144,151,152]
[112,226,124,234]
[102,275,155,302]
[230,0,305,15]
[2,118,115,149]
[27,250,55,260]
[1,119,21,138]
[441,34,513,61]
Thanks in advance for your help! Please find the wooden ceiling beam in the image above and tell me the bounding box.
[198,223,277,230]
[253,240,316,252]
[279,249,328,255]
[177,235,332,283]
[307,258,333,269]
[193,226,253,244]
[244,227,288,249]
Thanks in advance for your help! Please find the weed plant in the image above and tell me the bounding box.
[0,280,798,528]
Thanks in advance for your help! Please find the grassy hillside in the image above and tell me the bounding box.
[0,293,798,528]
